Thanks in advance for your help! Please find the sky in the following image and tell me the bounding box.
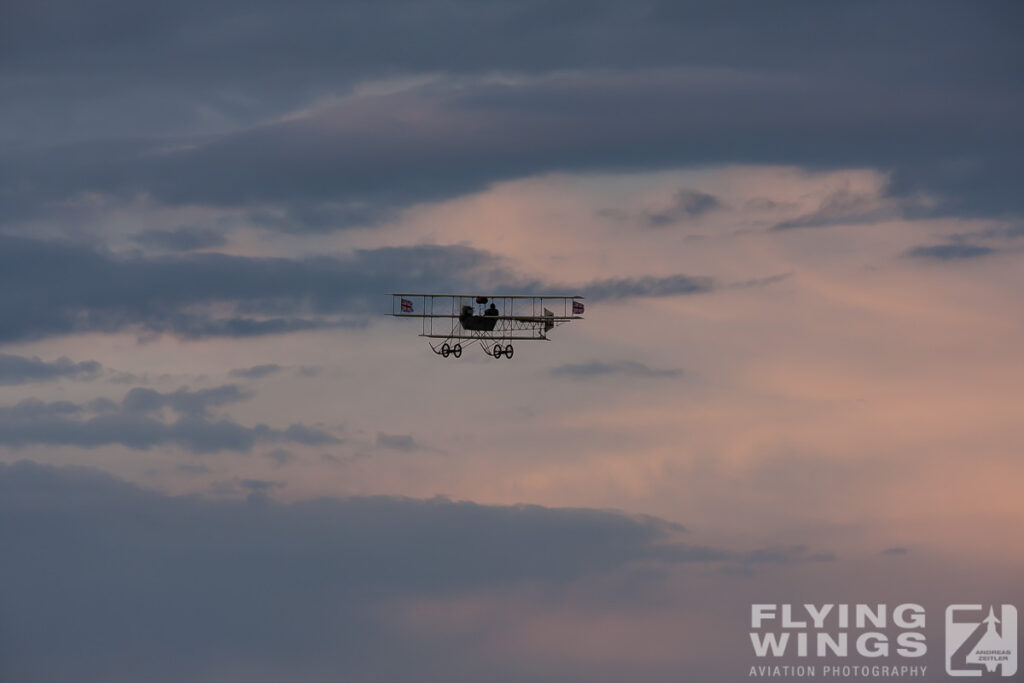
[1,2,1023,681]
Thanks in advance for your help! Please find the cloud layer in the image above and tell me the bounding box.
[3,2,1021,231]
[0,353,101,385]
[0,235,722,343]
[0,386,337,453]
[0,461,835,683]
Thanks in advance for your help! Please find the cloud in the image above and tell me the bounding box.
[0,398,83,419]
[770,188,907,230]
[0,235,720,343]
[265,448,295,466]
[5,46,1023,229]
[4,3,1018,148]
[643,188,723,226]
[991,224,1024,239]
[133,226,227,251]
[284,423,341,446]
[727,272,793,290]
[904,243,996,261]
[742,544,836,564]
[550,361,682,380]
[239,478,285,492]
[0,387,339,453]
[881,546,909,556]
[581,274,714,300]
[229,364,283,379]
[949,223,1024,243]
[0,236,506,343]
[603,188,724,227]
[376,432,421,451]
[1,0,1021,259]
[0,353,101,385]
[121,384,251,417]
[0,460,840,682]
[246,202,401,233]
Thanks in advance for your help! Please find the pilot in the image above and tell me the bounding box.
[484,302,499,317]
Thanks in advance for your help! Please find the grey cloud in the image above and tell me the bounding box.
[644,188,723,226]
[501,272,719,301]
[265,447,295,466]
[3,1,1019,144]
[0,236,509,343]
[951,223,1024,242]
[744,197,790,211]
[145,314,357,339]
[121,384,250,417]
[995,224,1024,238]
[582,274,713,300]
[133,226,227,252]
[229,364,283,379]
[170,385,249,415]
[247,202,401,233]
[550,360,682,380]
[727,272,793,290]
[176,463,211,475]
[601,188,723,227]
[376,432,421,451]
[719,545,837,578]
[0,387,339,453]
[0,460,836,683]
[0,398,83,419]
[742,544,836,564]
[239,478,285,492]
[86,397,119,412]
[881,546,909,556]
[5,55,1023,230]
[118,387,166,413]
[770,188,908,231]
[1,3,1020,228]
[284,423,341,446]
[0,353,101,385]
[0,411,234,453]
[0,409,250,452]
[904,243,996,261]
[0,235,715,344]
[209,477,286,496]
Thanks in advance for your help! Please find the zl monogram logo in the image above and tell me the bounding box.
[946,605,1018,677]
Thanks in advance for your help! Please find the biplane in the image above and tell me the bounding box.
[390,294,584,358]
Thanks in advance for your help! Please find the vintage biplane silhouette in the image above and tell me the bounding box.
[390,294,584,359]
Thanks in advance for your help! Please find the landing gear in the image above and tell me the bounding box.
[488,343,514,359]
[438,342,463,358]
[433,340,513,359]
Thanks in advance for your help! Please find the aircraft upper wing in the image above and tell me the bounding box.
[390,294,584,318]
[391,293,584,300]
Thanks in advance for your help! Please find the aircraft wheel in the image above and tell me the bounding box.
[453,344,462,358]
[441,343,451,358]
[504,344,514,359]
[492,344,503,358]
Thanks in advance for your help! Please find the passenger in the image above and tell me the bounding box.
[484,303,499,317]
